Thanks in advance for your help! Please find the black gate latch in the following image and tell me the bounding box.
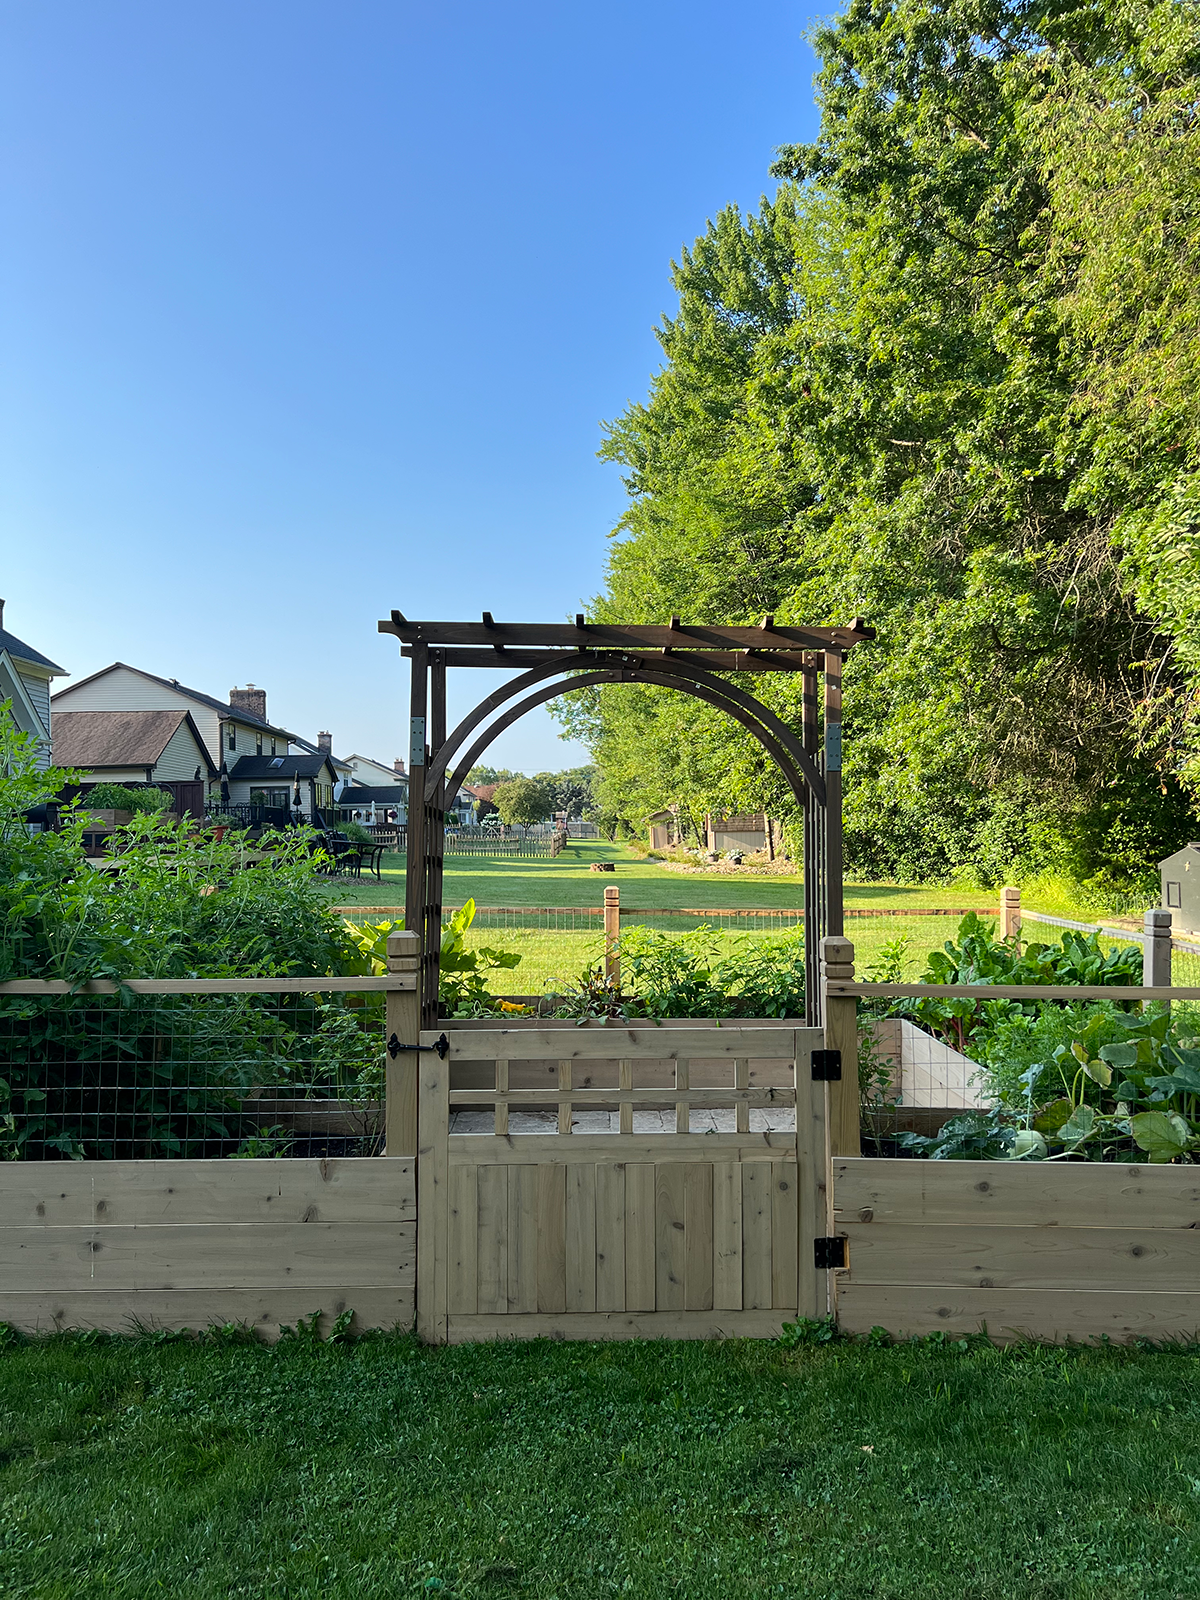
[814,1236,847,1270]
[811,1049,842,1081]
[387,1032,450,1061]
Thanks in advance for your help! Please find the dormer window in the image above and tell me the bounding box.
[256,734,263,756]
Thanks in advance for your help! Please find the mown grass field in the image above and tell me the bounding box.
[327,840,1000,914]
[325,843,1156,993]
[2,1330,1198,1599]
[328,842,1006,989]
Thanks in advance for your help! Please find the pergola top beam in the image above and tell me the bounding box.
[379,616,873,653]
[399,646,828,673]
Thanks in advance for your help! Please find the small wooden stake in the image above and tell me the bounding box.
[603,884,620,991]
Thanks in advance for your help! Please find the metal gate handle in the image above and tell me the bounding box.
[387,1031,450,1060]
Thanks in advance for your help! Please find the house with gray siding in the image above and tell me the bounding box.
[0,600,66,770]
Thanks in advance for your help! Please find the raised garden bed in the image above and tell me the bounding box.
[832,1154,1200,1343]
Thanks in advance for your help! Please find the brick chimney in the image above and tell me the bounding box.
[229,684,267,722]
[393,757,406,776]
[317,731,332,755]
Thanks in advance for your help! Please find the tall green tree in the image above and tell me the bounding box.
[562,0,1200,892]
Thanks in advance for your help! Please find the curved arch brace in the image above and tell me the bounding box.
[425,651,598,804]
[437,670,814,817]
[427,657,825,806]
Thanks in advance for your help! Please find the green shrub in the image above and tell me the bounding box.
[550,924,806,1020]
[84,783,174,813]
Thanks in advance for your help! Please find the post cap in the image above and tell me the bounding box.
[819,935,855,967]
[387,930,420,957]
[1146,908,1173,929]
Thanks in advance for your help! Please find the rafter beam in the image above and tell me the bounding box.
[379,618,872,652]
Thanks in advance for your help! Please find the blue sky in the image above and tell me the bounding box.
[0,1,820,770]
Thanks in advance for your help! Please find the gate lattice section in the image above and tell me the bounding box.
[417,1025,831,1343]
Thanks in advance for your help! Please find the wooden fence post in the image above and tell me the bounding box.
[1144,908,1173,992]
[604,884,620,990]
[386,930,421,1157]
[1001,885,1021,941]
[820,935,859,1157]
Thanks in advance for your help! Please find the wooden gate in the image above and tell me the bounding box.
[416,1024,831,1343]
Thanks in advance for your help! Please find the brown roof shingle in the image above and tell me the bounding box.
[52,709,206,771]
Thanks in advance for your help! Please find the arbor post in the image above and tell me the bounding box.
[385,929,421,1157]
[820,935,859,1157]
[1000,886,1021,941]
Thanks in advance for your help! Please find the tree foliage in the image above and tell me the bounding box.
[491,777,557,829]
[560,0,1200,892]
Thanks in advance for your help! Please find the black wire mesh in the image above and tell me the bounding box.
[0,990,386,1160]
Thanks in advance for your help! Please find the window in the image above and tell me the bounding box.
[271,739,277,756]
[256,734,262,756]
[1168,881,1183,908]
[228,725,236,751]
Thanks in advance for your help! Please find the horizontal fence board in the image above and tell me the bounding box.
[448,1134,797,1164]
[0,976,414,995]
[0,1221,415,1293]
[0,1286,414,1339]
[444,1309,790,1343]
[0,1158,414,1227]
[447,1089,796,1109]
[841,1222,1200,1292]
[430,1027,815,1061]
[834,1159,1200,1231]
[836,1284,1200,1344]
[449,1061,795,1090]
[830,982,1200,1001]
[443,1016,801,1030]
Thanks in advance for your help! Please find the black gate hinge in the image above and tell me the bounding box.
[811,1049,842,1081]
[814,1236,847,1270]
[387,1031,450,1060]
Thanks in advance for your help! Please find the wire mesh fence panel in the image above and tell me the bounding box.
[1172,943,1200,990]
[0,991,386,1161]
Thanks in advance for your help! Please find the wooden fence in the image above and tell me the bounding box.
[0,960,421,1338]
[832,1158,1200,1342]
[0,1157,415,1338]
[821,908,1200,1343]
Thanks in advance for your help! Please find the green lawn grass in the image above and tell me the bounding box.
[450,918,986,993]
[2,1330,1199,1598]
[328,840,1000,913]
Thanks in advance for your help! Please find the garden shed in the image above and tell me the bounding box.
[1160,842,1200,936]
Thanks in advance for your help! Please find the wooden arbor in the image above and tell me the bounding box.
[378,613,873,1026]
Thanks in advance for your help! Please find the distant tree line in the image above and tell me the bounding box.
[465,765,597,828]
